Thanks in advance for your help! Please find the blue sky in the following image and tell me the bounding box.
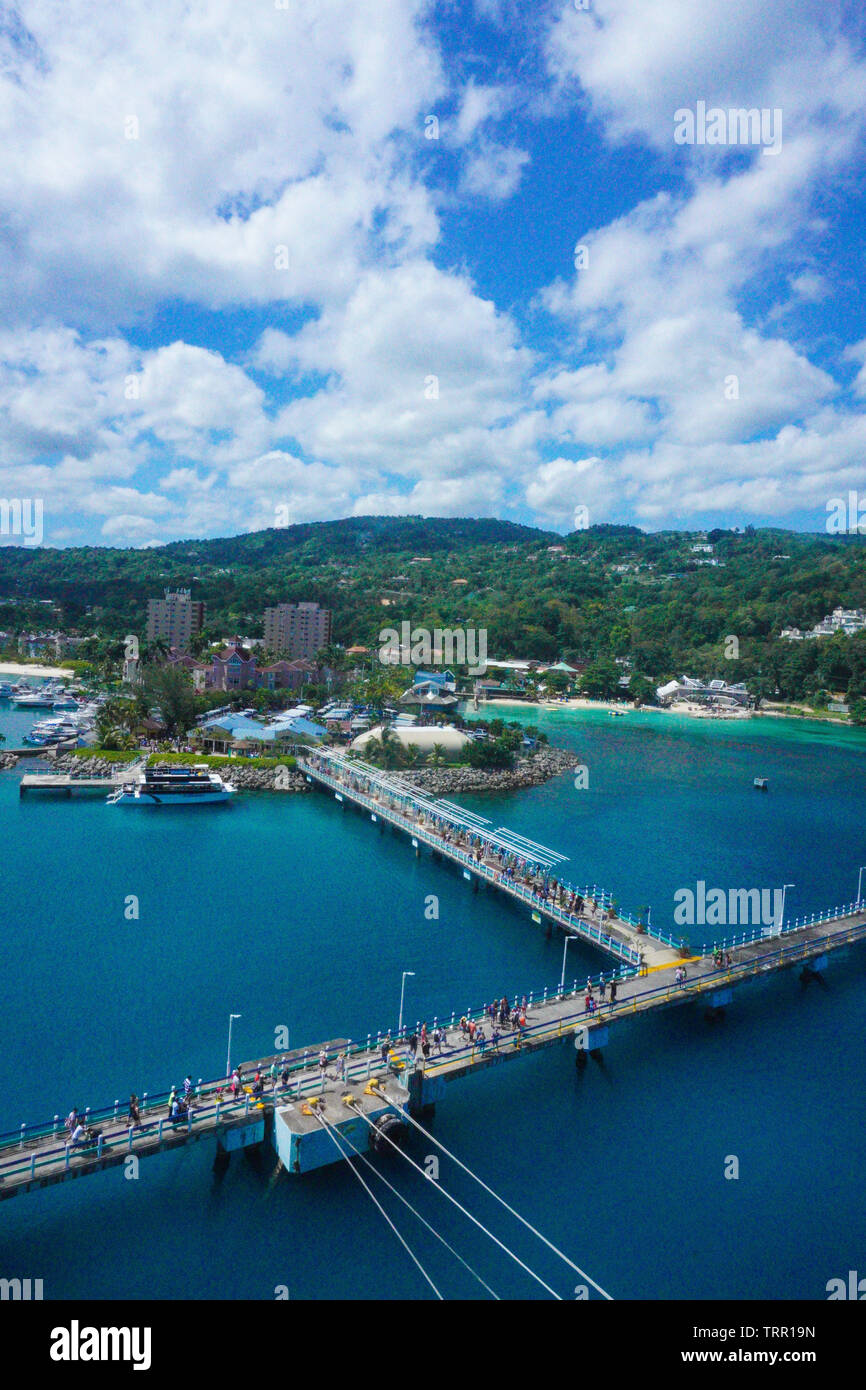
[1,0,865,546]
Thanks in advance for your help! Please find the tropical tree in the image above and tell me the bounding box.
[142,664,198,738]
[428,742,448,767]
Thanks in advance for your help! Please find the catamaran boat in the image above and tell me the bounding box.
[106,765,236,806]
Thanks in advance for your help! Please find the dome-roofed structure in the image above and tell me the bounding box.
[350,723,471,762]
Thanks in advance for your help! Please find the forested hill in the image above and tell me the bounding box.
[2,517,866,703]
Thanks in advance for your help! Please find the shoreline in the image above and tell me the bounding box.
[0,661,74,678]
[468,695,856,728]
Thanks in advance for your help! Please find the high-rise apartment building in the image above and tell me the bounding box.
[146,589,205,653]
[263,602,332,660]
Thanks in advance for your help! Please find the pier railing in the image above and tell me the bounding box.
[709,900,865,954]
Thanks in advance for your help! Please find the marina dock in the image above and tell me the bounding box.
[19,760,147,796]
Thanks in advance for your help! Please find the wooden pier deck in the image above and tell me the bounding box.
[2,911,863,1200]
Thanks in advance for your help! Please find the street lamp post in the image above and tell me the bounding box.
[226,1013,242,1077]
[858,865,866,909]
[559,933,574,993]
[398,972,415,1036]
[776,884,795,936]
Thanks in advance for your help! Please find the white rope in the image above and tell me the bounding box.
[349,1104,561,1299]
[329,1115,500,1300]
[399,1108,614,1300]
[314,1113,443,1301]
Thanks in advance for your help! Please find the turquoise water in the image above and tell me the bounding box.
[1,706,865,1300]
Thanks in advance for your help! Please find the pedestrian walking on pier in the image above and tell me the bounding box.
[609,979,618,1005]
[380,1036,391,1066]
[338,1052,348,1083]
[599,977,607,1000]
[408,1031,418,1058]
[421,1036,431,1062]
[127,1095,141,1128]
[491,1026,500,1052]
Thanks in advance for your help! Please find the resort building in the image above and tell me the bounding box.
[263,602,332,660]
[146,589,205,653]
[209,638,257,691]
[655,676,751,708]
[258,658,319,692]
[781,607,866,640]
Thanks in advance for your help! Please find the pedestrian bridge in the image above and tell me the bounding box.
[1,910,863,1199]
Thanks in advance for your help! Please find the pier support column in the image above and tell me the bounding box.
[704,987,731,1023]
[407,1066,443,1119]
[800,954,829,986]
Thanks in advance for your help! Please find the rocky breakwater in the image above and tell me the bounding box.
[0,751,20,771]
[43,747,579,795]
[397,746,581,796]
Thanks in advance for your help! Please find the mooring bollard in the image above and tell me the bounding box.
[97,1134,104,1158]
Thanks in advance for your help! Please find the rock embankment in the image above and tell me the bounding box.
[396,747,581,795]
[19,746,580,795]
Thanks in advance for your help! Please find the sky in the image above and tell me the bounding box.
[1,0,865,547]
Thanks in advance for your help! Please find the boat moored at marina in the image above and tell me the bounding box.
[106,765,236,806]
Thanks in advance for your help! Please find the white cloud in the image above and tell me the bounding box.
[0,0,445,322]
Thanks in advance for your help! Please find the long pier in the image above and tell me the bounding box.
[291,746,680,967]
[2,910,864,1198]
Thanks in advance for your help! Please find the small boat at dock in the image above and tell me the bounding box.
[753,777,768,790]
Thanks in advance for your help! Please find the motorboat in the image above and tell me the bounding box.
[107,765,235,806]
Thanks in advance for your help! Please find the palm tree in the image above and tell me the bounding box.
[428,742,447,767]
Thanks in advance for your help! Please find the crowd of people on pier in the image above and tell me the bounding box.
[306,752,630,941]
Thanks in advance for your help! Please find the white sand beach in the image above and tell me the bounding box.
[0,662,73,678]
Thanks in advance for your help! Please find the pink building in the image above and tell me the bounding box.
[210,638,257,691]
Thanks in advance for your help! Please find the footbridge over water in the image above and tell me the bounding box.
[1,910,864,1200]
[290,745,681,969]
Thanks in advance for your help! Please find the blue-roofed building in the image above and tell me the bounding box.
[414,669,456,692]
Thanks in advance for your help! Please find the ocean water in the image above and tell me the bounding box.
[1,704,865,1301]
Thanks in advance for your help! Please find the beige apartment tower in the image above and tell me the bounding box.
[263,602,332,660]
[146,589,205,653]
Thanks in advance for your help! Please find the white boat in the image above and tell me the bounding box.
[107,765,235,806]
[12,691,58,708]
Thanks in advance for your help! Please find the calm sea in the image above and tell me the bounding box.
[1,702,864,1300]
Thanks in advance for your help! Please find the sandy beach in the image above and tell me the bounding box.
[0,662,72,678]
[471,695,752,721]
